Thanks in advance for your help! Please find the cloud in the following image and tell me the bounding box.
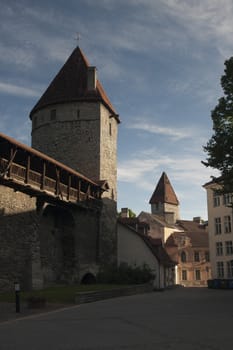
[0,82,40,98]
[127,121,192,140]
[118,146,219,190]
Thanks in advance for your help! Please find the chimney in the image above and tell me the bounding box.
[87,66,97,90]
[193,217,202,224]
[121,208,129,218]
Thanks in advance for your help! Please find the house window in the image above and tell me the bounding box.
[225,241,233,255]
[213,191,220,207]
[194,251,200,262]
[195,270,201,280]
[224,215,231,233]
[223,193,232,206]
[205,251,210,262]
[215,217,222,235]
[217,261,224,278]
[216,242,223,256]
[182,270,187,280]
[227,261,233,278]
[181,251,186,262]
[50,109,56,121]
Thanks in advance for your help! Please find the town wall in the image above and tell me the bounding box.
[0,185,105,291]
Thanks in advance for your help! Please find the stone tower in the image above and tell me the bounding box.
[30,46,120,202]
[149,172,180,224]
[30,46,120,266]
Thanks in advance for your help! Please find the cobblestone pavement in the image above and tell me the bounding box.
[0,287,233,349]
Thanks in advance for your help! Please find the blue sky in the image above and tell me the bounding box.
[1,0,232,220]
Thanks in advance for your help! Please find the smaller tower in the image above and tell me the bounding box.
[149,172,180,224]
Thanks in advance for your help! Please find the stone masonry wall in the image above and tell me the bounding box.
[31,102,101,181]
[100,104,118,201]
[0,185,105,291]
[0,186,42,291]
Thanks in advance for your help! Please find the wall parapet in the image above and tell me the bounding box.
[75,284,154,304]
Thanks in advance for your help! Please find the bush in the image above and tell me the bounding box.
[97,262,155,285]
[27,295,47,308]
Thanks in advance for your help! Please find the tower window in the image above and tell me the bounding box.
[77,109,80,119]
[50,109,56,121]
[33,116,37,128]
[109,122,112,136]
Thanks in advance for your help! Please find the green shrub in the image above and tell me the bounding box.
[97,262,155,285]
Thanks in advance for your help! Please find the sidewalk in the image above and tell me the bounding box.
[0,302,66,323]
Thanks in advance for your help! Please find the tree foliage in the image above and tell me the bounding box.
[203,57,233,193]
[97,262,155,285]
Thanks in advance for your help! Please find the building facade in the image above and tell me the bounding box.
[203,180,233,280]
[138,172,211,286]
[166,221,211,287]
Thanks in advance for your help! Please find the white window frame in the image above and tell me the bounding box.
[223,193,232,206]
[227,260,233,278]
[213,191,220,207]
[225,241,233,255]
[217,261,224,278]
[215,217,222,235]
[216,242,223,256]
[224,215,231,233]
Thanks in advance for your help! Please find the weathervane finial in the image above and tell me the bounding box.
[75,32,81,46]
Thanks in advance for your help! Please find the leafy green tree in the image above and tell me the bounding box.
[117,208,136,218]
[203,57,233,193]
[128,208,136,218]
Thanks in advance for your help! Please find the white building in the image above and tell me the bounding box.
[117,221,176,289]
[203,179,233,280]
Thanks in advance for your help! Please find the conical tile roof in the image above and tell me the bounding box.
[30,46,118,119]
[149,172,179,205]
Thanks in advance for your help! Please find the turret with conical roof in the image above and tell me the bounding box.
[150,172,180,224]
[30,46,119,201]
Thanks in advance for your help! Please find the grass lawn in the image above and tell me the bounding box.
[0,284,129,304]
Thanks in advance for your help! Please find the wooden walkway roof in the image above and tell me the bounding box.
[0,132,107,207]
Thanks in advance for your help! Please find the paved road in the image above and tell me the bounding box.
[0,287,232,350]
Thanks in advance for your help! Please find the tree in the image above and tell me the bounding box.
[203,57,233,193]
[118,208,136,218]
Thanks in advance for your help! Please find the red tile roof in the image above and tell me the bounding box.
[30,46,119,121]
[149,172,179,205]
[166,219,209,248]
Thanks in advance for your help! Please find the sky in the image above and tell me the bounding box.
[1,0,233,220]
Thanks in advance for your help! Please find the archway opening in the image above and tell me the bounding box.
[81,273,96,285]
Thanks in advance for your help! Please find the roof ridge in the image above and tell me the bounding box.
[149,172,179,205]
[29,46,118,119]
